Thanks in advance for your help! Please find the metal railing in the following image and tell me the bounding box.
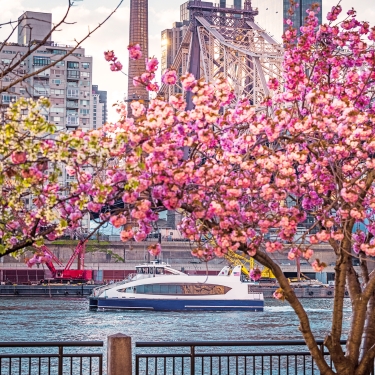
[135,340,354,375]
[0,341,103,375]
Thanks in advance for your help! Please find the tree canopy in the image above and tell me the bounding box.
[2,3,375,374]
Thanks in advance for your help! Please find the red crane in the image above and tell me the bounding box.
[27,241,93,282]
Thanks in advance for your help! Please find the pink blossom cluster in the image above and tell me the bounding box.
[148,243,161,257]
[104,50,123,71]
[128,44,142,60]
[161,69,178,85]
[250,268,262,281]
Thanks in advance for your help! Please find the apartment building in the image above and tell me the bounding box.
[0,11,94,132]
[92,85,107,129]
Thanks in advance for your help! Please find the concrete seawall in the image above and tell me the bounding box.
[0,284,94,297]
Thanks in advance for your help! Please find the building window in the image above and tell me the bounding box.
[53,116,61,122]
[51,89,64,95]
[33,56,51,66]
[51,107,64,113]
[47,49,67,55]
[79,80,90,87]
[2,95,17,103]
[81,71,90,77]
[52,60,65,67]
[67,81,78,87]
[67,89,79,98]
[34,87,49,96]
[67,61,79,69]
[81,62,90,69]
[67,70,80,79]
[67,116,79,125]
[52,79,63,85]
[67,109,78,116]
[80,100,90,106]
[80,109,90,115]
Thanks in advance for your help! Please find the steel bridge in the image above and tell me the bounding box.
[159,0,283,108]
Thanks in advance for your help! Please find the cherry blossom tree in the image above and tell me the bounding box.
[3,2,375,373]
[0,97,140,258]
[101,4,375,374]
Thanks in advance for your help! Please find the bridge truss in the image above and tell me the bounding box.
[159,0,283,108]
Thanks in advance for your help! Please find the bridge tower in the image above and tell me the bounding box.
[159,0,283,108]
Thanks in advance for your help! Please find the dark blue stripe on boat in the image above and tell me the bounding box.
[91,298,264,311]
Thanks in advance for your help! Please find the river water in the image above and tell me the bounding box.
[0,297,351,342]
[0,298,353,374]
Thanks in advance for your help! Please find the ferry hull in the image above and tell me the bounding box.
[90,297,263,312]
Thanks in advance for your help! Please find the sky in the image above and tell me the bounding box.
[0,0,374,122]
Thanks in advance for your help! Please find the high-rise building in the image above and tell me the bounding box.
[92,85,107,127]
[127,0,149,103]
[251,0,322,42]
[1,11,94,133]
[18,11,52,45]
[161,21,190,74]
[161,2,214,76]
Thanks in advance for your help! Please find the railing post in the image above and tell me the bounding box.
[58,345,63,375]
[190,345,195,375]
[107,333,132,375]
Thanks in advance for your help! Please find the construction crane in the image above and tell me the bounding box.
[224,250,275,279]
[26,241,92,282]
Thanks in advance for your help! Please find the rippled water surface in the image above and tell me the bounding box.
[0,298,352,343]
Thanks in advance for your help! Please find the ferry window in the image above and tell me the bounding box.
[137,285,144,293]
[136,268,142,274]
[144,285,153,294]
[160,284,169,294]
[168,285,179,294]
[134,284,231,295]
[152,284,161,294]
[156,268,164,275]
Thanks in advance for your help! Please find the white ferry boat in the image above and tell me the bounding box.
[89,262,264,311]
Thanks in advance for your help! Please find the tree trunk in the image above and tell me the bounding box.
[296,256,301,282]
